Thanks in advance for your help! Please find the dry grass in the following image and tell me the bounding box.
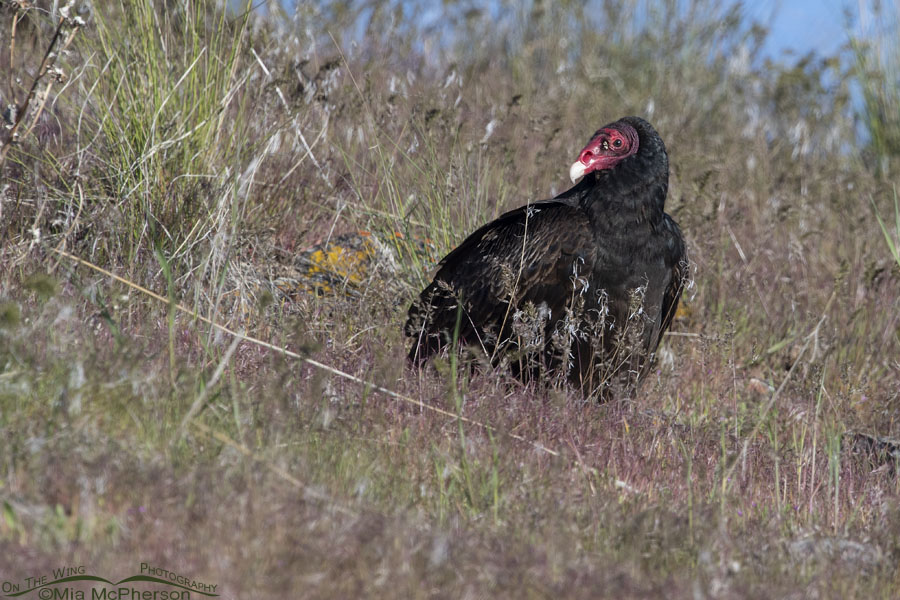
[2,0,900,598]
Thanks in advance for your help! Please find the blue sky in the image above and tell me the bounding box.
[750,0,850,58]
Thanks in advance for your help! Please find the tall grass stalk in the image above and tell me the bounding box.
[89,0,252,258]
[871,188,900,268]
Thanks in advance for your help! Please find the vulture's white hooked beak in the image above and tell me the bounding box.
[569,161,587,184]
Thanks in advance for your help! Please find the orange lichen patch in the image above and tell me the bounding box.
[223,230,439,310]
[295,230,440,294]
[303,244,374,286]
[293,232,385,296]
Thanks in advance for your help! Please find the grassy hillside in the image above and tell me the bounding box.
[1,0,900,597]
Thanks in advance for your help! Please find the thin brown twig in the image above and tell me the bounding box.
[21,80,52,140]
[22,23,81,142]
[0,15,79,168]
[9,9,19,94]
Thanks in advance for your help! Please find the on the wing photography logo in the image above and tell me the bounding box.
[2,564,218,599]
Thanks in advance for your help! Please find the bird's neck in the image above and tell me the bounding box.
[557,162,668,231]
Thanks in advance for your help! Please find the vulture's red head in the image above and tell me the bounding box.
[569,121,640,183]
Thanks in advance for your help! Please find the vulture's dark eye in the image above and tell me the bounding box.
[613,139,623,148]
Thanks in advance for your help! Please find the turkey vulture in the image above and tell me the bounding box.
[404,116,687,397]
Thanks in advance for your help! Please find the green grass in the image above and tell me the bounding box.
[872,187,900,269]
[87,0,254,259]
[1,1,900,598]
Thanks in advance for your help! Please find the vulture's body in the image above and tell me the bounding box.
[405,116,687,397]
